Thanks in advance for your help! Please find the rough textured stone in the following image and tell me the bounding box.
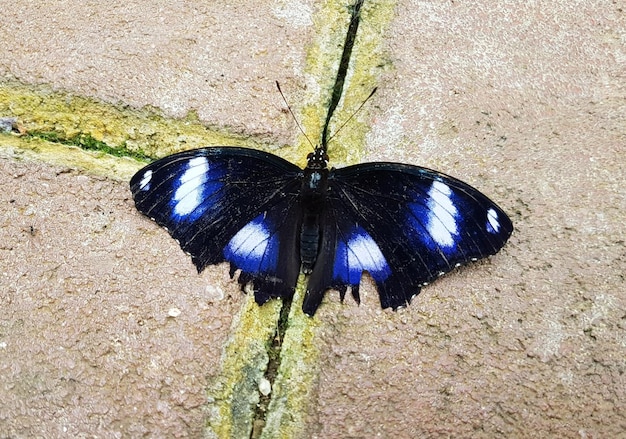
[1,0,624,437]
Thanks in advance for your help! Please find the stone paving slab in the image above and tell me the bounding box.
[1,0,625,438]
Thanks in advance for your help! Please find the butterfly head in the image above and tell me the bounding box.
[306,147,329,170]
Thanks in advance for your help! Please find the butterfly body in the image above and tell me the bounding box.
[299,149,330,273]
[130,145,512,316]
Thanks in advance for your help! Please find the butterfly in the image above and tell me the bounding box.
[130,142,513,316]
[131,0,512,316]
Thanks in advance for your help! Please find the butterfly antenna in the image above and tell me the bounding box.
[326,87,377,145]
[320,0,365,152]
[276,81,315,150]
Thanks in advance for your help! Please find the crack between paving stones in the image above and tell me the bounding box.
[249,1,365,438]
[321,0,365,150]
[21,130,152,162]
[249,296,292,439]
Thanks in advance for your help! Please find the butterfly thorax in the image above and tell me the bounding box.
[299,148,330,274]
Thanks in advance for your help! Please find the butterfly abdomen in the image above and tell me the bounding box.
[300,214,321,274]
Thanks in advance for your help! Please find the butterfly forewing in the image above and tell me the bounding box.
[303,163,513,315]
[130,147,303,303]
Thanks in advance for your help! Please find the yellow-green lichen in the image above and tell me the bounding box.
[205,296,282,439]
[0,80,272,163]
[259,281,321,439]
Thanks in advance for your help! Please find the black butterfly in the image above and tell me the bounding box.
[130,143,513,316]
[130,0,512,317]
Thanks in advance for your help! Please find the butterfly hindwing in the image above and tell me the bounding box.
[222,202,302,304]
[130,147,303,303]
[303,163,513,315]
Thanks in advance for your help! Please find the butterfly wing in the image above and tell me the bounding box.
[303,162,513,315]
[130,147,303,304]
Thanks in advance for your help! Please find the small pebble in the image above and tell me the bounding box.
[258,377,271,396]
[0,117,17,133]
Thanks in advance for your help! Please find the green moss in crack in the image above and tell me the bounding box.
[28,130,152,163]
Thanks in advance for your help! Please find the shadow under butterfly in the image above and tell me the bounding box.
[129,2,513,317]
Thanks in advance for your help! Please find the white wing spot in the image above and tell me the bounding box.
[487,208,500,233]
[347,233,388,274]
[427,181,458,247]
[139,170,152,191]
[225,219,270,261]
[173,156,208,216]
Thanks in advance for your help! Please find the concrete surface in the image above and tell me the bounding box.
[1,0,625,438]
